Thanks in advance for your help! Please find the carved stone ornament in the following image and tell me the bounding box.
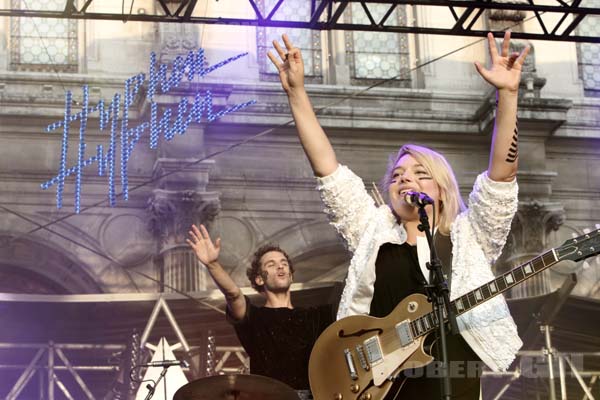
[487,0,527,31]
[510,201,565,255]
[147,189,220,250]
[497,202,565,298]
[158,23,201,63]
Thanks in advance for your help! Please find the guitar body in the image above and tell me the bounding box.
[309,228,600,400]
[309,294,434,400]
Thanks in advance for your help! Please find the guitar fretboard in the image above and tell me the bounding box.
[408,249,558,339]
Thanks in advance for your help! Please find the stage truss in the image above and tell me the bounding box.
[1,0,600,43]
[1,291,599,400]
[2,331,599,399]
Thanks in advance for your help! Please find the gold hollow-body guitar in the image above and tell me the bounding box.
[309,228,600,400]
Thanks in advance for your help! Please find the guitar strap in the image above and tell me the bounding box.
[433,232,453,291]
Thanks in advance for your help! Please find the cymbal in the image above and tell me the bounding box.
[174,374,300,400]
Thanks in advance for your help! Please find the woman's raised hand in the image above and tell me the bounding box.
[475,31,531,93]
[267,34,305,94]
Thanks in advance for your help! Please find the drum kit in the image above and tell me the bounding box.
[173,374,306,400]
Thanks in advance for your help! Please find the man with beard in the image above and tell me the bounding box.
[187,224,335,394]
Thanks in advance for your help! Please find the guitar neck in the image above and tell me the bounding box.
[408,228,600,338]
[450,249,558,316]
[409,249,560,338]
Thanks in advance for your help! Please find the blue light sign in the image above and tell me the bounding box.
[41,49,256,213]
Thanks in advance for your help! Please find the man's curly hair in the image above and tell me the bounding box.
[247,244,294,293]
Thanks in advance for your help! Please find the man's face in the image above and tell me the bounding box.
[255,250,293,294]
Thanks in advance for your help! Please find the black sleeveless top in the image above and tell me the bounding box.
[371,242,483,400]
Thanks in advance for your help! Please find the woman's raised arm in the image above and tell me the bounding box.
[475,31,530,182]
[268,34,338,177]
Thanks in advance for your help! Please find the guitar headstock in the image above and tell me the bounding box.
[556,228,600,263]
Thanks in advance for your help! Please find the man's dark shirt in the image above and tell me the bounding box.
[227,296,335,390]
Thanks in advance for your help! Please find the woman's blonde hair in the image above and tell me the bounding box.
[382,144,466,235]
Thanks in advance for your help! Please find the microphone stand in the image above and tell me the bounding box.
[143,364,170,400]
[416,204,459,400]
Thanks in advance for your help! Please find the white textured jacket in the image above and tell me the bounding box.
[316,164,523,372]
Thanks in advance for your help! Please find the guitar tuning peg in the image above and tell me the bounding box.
[583,228,591,234]
[571,232,578,238]
[596,224,600,230]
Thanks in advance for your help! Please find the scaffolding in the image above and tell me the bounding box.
[1,0,599,42]
[1,286,599,399]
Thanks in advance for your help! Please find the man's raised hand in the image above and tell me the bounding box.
[187,224,221,266]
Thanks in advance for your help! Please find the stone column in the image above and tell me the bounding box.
[148,184,220,293]
[326,30,351,85]
[147,119,220,292]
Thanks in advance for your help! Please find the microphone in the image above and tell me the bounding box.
[403,191,434,207]
[140,360,189,368]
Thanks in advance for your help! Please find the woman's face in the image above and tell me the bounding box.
[388,154,441,222]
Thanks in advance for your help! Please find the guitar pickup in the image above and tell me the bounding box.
[395,320,414,347]
[363,336,383,366]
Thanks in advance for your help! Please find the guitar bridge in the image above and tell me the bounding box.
[395,320,414,347]
[344,348,359,380]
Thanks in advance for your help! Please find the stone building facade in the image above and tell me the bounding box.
[0,0,599,301]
